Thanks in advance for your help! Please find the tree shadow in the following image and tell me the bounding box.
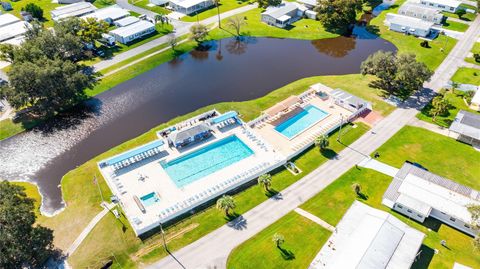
[278,246,295,260]
[226,214,248,230]
[265,188,280,199]
[356,192,369,200]
[411,244,435,269]
[320,148,338,159]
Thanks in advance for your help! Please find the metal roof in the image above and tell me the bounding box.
[0,21,29,42]
[114,16,140,27]
[168,123,211,144]
[103,139,164,166]
[262,2,299,19]
[51,2,97,20]
[81,5,129,21]
[386,13,434,31]
[398,2,443,22]
[309,201,425,269]
[110,20,155,37]
[0,14,20,28]
[169,0,211,9]
[418,0,461,8]
[449,110,480,140]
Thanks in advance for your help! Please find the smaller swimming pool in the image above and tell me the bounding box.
[275,105,329,139]
[140,192,160,207]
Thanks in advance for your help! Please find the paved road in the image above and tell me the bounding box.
[93,4,257,71]
[146,14,480,269]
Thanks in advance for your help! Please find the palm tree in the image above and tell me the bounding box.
[214,0,221,28]
[258,173,272,192]
[314,134,329,151]
[216,195,236,216]
[272,233,285,248]
[351,182,362,196]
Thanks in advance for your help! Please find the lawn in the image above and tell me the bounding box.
[11,181,42,215]
[300,167,480,269]
[373,126,480,188]
[369,0,457,70]
[443,11,477,22]
[442,18,469,32]
[227,212,332,269]
[451,67,480,85]
[2,0,61,27]
[417,88,478,127]
[0,118,24,140]
[181,0,251,22]
[465,42,480,65]
[128,0,171,14]
[56,120,369,268]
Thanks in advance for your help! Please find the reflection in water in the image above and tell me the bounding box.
[311,37,357,58]
[0,33,397,213]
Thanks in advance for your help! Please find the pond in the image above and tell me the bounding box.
[0,29,396,214]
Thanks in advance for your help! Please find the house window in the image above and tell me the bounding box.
[397,204,403,209]
[449,217,456,222]
[441,211,446,215]
[417,214,423,218]
[429,3,434,6]
[407,209,413,213]
[450,7,454,11]
[465,224,471,228]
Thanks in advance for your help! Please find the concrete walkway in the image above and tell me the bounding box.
[357,158,399,177]
[294,208,335,232]
[462,61,480,69]
[447,17,472,25]
[408,118,451,137]
[146,14,480,269]
[65,203,115,256]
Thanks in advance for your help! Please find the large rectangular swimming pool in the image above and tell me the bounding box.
[274,105,329,139]
[161,135,254,187]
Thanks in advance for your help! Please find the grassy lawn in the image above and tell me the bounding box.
[417,89,479,127]
[129,0,171,14]
[373,126,480,188]
[227,212,331,269]
[300,167,480,268]
[11,181,42,215]
[443,11,477,22]
[2,0,60,27]
[369,0,457,70]
[181,0,251,22]
[451,67,480,85]
[465,42,480,65]
[442,18,469,32]
[0,118,24,140]
[54,118,369,268]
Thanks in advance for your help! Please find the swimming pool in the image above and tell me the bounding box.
[274,105,329,139]
[161,135,254,187]
[140,192,160,207]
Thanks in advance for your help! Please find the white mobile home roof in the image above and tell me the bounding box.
[472,90,480,105]
[114,16,140,27]
[399,2,443,20]
[170,0,210,9]
[309,201,425,269]
[0,14,20,28]
[0,21,29,42]
[386,13,434,31]
[262,2,299,19]
[1,35,25,46]
[51,2,97,21]
[419,0,462,8]
[449,110,480,140]
[109,20,155,37]
[297,0,316,6]
[384,162,480,224]
[81,5,129,21]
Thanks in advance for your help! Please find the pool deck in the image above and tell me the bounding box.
[99,122,285,235]
[253,96,354,159]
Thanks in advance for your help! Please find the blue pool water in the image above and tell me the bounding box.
[162,135,254,187]
[274,105,329,139]
[140,192,160,207]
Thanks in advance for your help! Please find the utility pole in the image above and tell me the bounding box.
[159,219,168,251]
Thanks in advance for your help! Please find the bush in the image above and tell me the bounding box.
[22,3,43,19]
[420,40,430,48]
[474,53,480,62]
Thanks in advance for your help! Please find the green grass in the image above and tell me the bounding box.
[443,11,477,22]
[58,119,369,268]
[227,212,331,269]
[128,0,171,14]
[181,0,251,22]
[442,18,469,32]
[0,118,24,140]
[465,42,480,65]
[11,181,42,216]
[373,126,480,188]
[451,67,480,85]
[417,89,479,127]
[300,167,480,269]
[369,0,457,70]
[2,0,61,27]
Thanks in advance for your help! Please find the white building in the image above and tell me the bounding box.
[169,0,214,15]
[469,91,480,111]
[309,201,425,269]
[449,110,480,145]
[261,2,304,29]
[385,13,434,37]
[0,14,30,46]
[382,162,480,236]
[51,2,97,22]
[114,16,140,27]
[109,20,156,44]
[398,1,444,24]
[417,0,462,12]
[297,0,316,9]
[81,5,130,25]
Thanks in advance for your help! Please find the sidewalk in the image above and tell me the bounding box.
[357,157,399,177]
[408,118,451,137]
[294,208,335,232]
